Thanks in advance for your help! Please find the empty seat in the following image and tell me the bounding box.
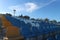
[20,23,32,37]
[43,22,50,34]
[31,27,39,36]
[38,22,44,35]
[47,37,55,40]
[56,34,60,40]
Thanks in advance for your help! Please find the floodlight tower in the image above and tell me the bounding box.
[13,9,16,16]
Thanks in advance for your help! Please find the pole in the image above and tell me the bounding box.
[13,9,16,16]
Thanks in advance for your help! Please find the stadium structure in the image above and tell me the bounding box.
[0,14,60,40]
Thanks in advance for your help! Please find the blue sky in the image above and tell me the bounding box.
[0,0,60,21]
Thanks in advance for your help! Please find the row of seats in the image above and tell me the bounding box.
[5,16,60,38]
[47,34,60,40]
[25,34,60,40]
[5,16,22,27]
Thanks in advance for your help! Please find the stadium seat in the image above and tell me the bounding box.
[20,23,32,37]
[56,34,60,40]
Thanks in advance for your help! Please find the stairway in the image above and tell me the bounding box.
[0,15,23,40]
[0,16,3,40]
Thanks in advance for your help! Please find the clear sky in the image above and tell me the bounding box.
[0,0,60,21]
